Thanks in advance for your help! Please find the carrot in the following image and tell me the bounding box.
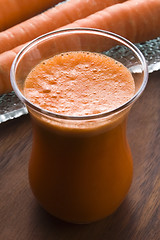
[0,0,160,94]
[62,0,160,43]
[0,0,64,31]
[0,0,126,54]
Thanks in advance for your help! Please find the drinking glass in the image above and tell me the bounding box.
[10,28,148,223]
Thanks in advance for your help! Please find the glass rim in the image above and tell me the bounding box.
[10,28,148,120]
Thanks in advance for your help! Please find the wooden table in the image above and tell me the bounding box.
[1,71,160,240]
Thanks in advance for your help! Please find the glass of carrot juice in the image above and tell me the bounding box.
[10,28,148,224]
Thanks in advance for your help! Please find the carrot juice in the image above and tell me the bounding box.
[10,29,148,224]
[24,51,134,223]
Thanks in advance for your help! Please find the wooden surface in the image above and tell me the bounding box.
[0,71,160,240]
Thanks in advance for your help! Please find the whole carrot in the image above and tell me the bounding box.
[0,0,160,94]
[62,0,160,43]
[0,0,63,31]
[0,0,126,54]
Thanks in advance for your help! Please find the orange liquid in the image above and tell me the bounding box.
[24,51,135,116]
[24,51,135,223]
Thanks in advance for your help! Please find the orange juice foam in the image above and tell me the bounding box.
[24,51,135,116]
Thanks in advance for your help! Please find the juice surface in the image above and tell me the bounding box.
[24,51,135,116]
[24,51,135,223]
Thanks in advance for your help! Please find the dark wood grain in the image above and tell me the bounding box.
[0,71,160,240]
